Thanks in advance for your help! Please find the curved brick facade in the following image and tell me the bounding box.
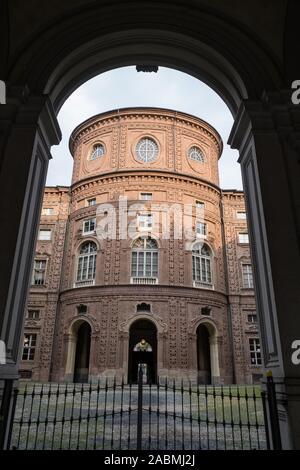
[21,108,261,385]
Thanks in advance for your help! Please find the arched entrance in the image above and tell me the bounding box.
[128,319,157,384]
[65,320,92,383]
[73,322,91,383]
[196,324,211,384]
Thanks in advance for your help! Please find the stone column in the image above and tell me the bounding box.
[64,333,77,382]
[89,333,99,381]
[157,332,166,377]
[120,332,129,382]
[188,333,197,370]
[228,92,300,449]
[209,335,221,383]
[229,296,246,383]
[0,89,60,448]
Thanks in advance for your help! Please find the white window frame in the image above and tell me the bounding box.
[192,243,212,286]
[196,221,207,237]
[238,232,249,244]
[38,229,52,241]
[135,137,159,163]
[42,208,54,216]
[90,143,105,160]
[87,198,96,206]
[249,338,262,365]
[22,333,37,361]
[131,238,158,280]
[140,192,153,201]
[76,242,97,283]
[32,259,47,286]
[247,313,258,323]
[188,146,205,163]
[27,309,40,320]
[236,211,247,219]
[196,201,205,210]
[242,263,254,288]
[137,214,153,230]
[83,218,96,234]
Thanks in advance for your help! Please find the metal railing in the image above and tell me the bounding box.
[130,277,158,285]
[193,280,214,289]
[9,374,269,450]
[73,279,95,288]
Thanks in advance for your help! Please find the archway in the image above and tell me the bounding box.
[128,319,157,384]
[73,322,91,383]
[65,320,92,383]
[196,324,211,384]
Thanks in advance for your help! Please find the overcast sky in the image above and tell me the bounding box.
[48,66,242,189]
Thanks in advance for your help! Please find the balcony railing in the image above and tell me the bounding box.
[130,277,158,285]
[73,279,95,288]
[193,280,213,289]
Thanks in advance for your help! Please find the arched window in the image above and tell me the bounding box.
[90,144,105,160]
[188,146,205,163]
[192,243,212,286]
[131,237,158,281]
[76,241,97,283]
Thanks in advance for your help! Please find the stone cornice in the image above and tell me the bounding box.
[69,107,223,156]
[59,283,228,302]
[71,169,222,195]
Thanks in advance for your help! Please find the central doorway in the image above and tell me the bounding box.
[196,324,212,384]
[73,322,91,383]
[128,319,157,384]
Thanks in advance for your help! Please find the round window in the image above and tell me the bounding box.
[188,146,205,163]
[90,144,105,160]
[135,137,159,163]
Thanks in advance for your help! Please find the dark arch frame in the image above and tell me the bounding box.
[5,2,283,114]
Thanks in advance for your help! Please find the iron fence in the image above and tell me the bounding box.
[9,374,268,450]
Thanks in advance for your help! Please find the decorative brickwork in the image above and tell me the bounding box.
[21,108,261,385]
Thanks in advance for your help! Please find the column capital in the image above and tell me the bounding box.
[119,331,129,340]
[229,91,300,156]
[1,87,61,150]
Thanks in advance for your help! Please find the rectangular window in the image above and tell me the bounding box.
[196,201,204,210]
[42,208,54,216]
[249,338,262,365]
[76,253,96,282]
[242,263,253,288]
[83,218,96,233]
[131,251,158,278]
[238,232,249,244]
[22,334,37,361]
[38,229,52,241]
[196,221,207,236]
[32,259,47,285]
[237,211,247,219]
[27,309,40,320]
[247,313,257,323]
[87,198,96,206]
[140,193,152,201]
[138,214,153,229]
[192,256,212,284]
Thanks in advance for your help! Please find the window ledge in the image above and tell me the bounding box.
[130,277,158,285]
[74,280,95,288]
[82,231,96,236]
[193,281,214,289]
